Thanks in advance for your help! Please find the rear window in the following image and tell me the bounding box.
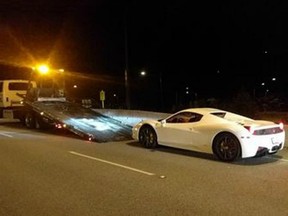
[8,82,29,91]
[211,112,226,118]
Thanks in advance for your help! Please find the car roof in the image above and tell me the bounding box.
[179,107,226,115]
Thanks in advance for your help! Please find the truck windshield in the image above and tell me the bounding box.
[8,83,29,91]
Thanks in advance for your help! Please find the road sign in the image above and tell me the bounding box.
[100,90,105,108]
[100,90,105,101]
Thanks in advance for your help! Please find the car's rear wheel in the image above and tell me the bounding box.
[139,125,158,148]
[212,132,241,162]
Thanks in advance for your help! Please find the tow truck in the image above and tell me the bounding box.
[0,79,36,119]
[20,65,132,142]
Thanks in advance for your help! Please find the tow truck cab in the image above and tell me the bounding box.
[0,80,37,118]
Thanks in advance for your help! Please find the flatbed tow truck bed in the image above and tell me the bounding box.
[23,99,132,142]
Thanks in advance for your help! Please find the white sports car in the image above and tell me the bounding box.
[132,107,285,162]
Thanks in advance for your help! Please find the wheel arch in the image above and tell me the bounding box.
[212,131,242,158]
[138,123,158,148]
[138,123,157,140]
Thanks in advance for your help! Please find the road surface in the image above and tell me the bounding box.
[0,122,288,216]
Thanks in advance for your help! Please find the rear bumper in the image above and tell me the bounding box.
[254,143,283,157]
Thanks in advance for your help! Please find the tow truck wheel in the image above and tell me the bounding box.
[35,118,41,129]
[35,117,49,129]
[25,112,35,129]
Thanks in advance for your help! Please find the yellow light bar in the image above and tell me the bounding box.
[37,64,49,75]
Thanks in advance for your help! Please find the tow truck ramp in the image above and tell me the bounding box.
[23,99,132,142]
[15,70,132,142]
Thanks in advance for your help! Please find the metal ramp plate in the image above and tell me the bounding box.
[29,101,132,142]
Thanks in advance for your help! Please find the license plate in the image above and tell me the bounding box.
[271,137,280,145]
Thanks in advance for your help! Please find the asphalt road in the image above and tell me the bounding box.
[0,122,288,216]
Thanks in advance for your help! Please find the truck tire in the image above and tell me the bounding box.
[25,112,35,129]
[35,116,50,129]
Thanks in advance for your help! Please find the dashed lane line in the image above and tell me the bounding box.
[69,151,156,176]
[0,132,13,137]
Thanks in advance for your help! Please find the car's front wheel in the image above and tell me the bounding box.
[138,125,158,148]
[212,132,241,162]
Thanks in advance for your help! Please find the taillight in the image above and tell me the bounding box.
[246,123,284,135]
[279,122,284,130]
[55,123,62,129]
[274,121,284,131]
[55,123,64,129]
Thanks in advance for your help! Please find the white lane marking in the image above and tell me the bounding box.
[281,159,288,162]
[0,132,13,137]
[69,151,156,176]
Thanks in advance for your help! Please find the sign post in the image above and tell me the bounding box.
[100,90,105,108]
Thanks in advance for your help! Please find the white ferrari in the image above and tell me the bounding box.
[132,107,285,162]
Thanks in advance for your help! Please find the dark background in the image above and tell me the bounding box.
[0,0,288,112]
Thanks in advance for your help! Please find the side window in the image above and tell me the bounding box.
[166,113,185,123]
[188,113,203,123]
[166,112,202,123]
[0,82,3,93]
[166,115,179,123]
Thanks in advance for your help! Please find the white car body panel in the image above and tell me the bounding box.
[132,107,285,160]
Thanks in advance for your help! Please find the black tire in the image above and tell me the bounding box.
[212,132,241,162]
[24,112,35,129]
[35,116,45,129]
[139,125,158,148]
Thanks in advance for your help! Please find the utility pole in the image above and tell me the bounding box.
[159,70,163,110]
[124,5,131,109]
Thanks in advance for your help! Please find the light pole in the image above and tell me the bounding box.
[124,4,130,109]
[159,71,163,109]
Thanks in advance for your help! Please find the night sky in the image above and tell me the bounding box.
[1,1,288,112]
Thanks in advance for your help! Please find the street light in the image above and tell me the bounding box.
[36,64,50,75]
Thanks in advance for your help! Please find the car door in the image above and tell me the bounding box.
[156,112,197,148]
[157,121,193,148]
